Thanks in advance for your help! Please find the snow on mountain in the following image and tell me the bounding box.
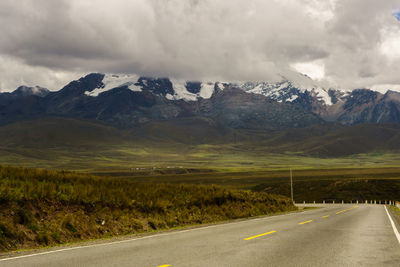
[85,74,141,97]
[237,74,338,106]
[168,80,223,100]
[168,79,198,101]
[199,82,216,99]
[83,73,222,101]
[79,72,373,106]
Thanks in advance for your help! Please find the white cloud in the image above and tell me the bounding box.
[0,0,400,91]
[291,61,325,80]
[380,27,400,60]
[0,55,80,91]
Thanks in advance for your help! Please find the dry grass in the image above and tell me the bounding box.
[0,165,295,251]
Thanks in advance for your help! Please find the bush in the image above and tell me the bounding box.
[15,208,33,226]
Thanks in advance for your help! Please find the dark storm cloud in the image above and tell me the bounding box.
[0,0,400,91]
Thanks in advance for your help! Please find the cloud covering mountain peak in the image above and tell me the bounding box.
[0,0,400,91]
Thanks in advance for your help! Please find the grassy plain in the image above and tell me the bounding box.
[1,140,400,171]
[0,165,295,252]
[1,117,400,172]
[1,117,399,234]
[96,167,400,203]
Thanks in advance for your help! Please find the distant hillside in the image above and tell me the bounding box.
[0,118,399,170]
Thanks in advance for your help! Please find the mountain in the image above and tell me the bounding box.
[11,86,49,97]
[0,73,400,129]
[0,73,323,130]
[236,78,400,125]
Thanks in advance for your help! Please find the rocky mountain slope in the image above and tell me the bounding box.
[0,73,323,130]
[0,73,399,129]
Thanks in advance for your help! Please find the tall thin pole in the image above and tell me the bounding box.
[290,168,294,203]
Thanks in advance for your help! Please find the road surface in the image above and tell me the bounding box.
[1,204,399,266]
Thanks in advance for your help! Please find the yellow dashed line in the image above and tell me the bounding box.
[157,265,171,267]
[336,206,358,214]
[336,210,347,214]
[298,220,313,225]
[244,230,277,240]
[322,215,329,218]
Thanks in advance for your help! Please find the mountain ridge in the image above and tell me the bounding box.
[0,73,400,128]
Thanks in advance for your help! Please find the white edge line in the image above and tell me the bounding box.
[384,206,400,244]
[0,209,308,262]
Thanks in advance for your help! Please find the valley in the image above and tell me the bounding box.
[1,74,400,255]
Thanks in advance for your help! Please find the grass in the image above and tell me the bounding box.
[2,143,400,172]
[96,167,400,203]
[390,205,400,218]
[1,117,400,171]
[1,117,400,250]
[0,165,295,252]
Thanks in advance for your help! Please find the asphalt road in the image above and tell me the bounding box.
[1,204,399,266]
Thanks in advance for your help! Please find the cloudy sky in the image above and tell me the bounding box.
[0,0,400,91]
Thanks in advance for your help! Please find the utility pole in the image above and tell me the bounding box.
[290,168,294,203]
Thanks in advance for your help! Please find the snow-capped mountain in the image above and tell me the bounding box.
[83,74,225,101]
[237,75,338,106]
[1,72,400,128]
[79,73,348,108]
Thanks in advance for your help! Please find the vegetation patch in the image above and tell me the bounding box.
[0,165,295,252]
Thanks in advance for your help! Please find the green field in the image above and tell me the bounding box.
[1,140,400,172]
[93,167,400,203]
[1,117,400,172]
[1,117,399,205]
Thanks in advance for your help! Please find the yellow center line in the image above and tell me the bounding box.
[298,220,312,225]
[157,265,171,267]
[244,230,277,240]
[322,215,329,218]
[337,205,358,214]
[336,210,347,214]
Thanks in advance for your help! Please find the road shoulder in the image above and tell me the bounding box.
[388,205,400,233]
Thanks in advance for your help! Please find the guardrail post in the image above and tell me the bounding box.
[313,201,316,204]
[374,200,376,204]
[323,200,325,204]
[303,201,305,204]
[333,200,335,204]
[356,200,359,204]
[365,200,367,204]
